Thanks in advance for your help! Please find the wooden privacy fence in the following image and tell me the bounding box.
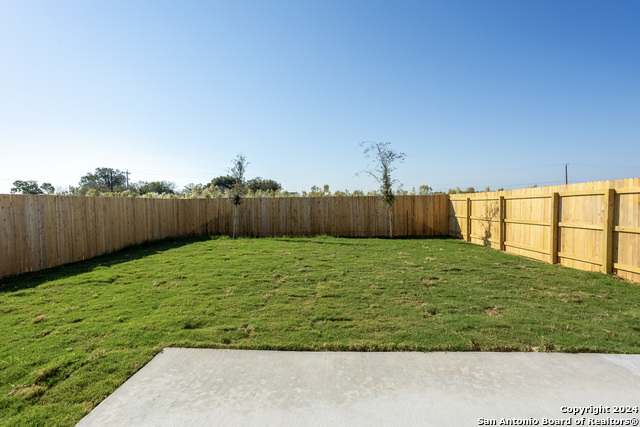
[449,178,640,284]
[2,179,639,282]
[0,194,449,279]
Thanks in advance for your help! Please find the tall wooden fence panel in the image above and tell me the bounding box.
[4,184,638,282]
[449,178,640,283]
[0,194,449,279]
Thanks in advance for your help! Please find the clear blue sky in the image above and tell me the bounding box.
[1,0,638,194]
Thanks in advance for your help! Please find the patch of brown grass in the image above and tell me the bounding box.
[31,315,46,324]
[485,306,501,317]
[8,385,47,400]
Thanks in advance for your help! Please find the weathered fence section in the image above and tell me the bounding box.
[449,178,640,283]
[0,194,449,279]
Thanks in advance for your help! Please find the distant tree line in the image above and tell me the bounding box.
[10,173,501,198]
[9,167,288,198]
[10,173,500,198]
[9,145,503,198]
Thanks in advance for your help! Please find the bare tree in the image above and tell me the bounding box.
[228,153,249,239]
[359,141,406,238]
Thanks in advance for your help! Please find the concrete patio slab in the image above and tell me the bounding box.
[77,349,640,426]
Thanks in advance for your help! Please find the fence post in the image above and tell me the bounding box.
[550,192,559,264]
[498,196,505,251]
[466,197,471,242]
[602,188,615,274]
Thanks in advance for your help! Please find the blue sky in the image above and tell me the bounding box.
[1,0,638,194]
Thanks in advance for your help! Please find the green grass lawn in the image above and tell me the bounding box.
[1,236,639,425]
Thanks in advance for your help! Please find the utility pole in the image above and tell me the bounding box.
[110,171,114,192]
[125,170,130,191]
[565,164,568,185]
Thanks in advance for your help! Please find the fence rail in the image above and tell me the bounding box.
[448,178,640,284]
[0,194,449,279]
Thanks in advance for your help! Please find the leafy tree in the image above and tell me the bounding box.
[447,187,477,194]
[306,185,332,196]
[78,168,127,195]
[209,175,235,191]
[182,183,198,193]
[418,185,433,195]
[134,181,176,195]
[359,141,406,238]
[308,186,322,196]
[10,180,54,195]
[41,183,55,194]
[247,177,281,193]
[228,154,249,239]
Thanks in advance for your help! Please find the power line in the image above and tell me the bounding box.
[133,169,214,177]
[571,163,639,170]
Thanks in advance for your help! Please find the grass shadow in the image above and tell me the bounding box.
[0,235,215,294]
